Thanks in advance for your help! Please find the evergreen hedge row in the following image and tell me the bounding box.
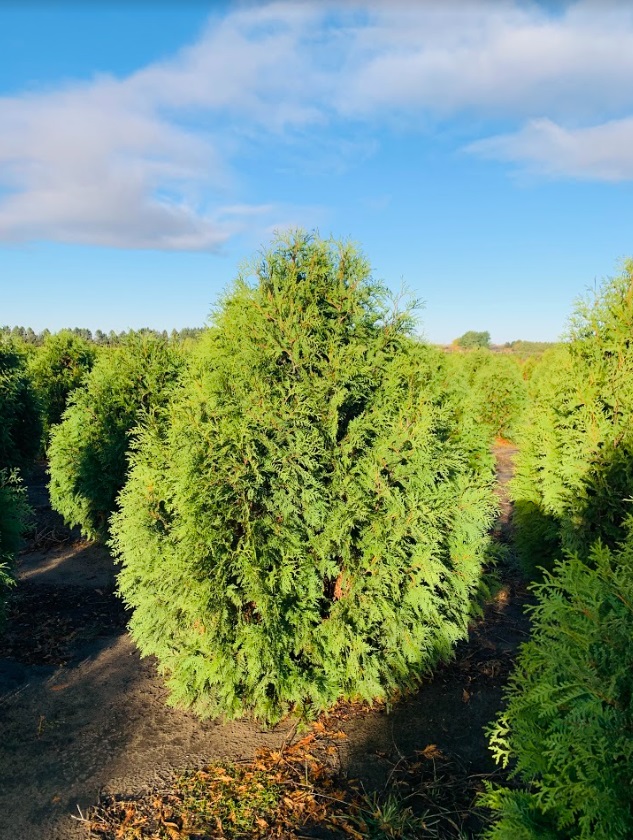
[28,329,96,443]
[112,232,496,723]
[446,350,527,442]
[472,354,527,441]
[0,341,42,471]
[48,333,184,542]
[484,260,633,837]
[0,341,39,630]
[511,261,633,574]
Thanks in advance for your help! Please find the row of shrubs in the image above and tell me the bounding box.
[0,326,189,627]
[445,348,527,441]
[483,260,633,838]
[6,232,631,837]
[2,232,529,725]
[48,232,501,722]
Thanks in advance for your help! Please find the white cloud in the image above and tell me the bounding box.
[0,3,326,251]
[337,1,633,122]
[467,116,633,181]
[1,0,633,250]
[128,3,328,127]
[0,84,235,250]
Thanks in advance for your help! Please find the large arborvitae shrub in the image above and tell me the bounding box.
[48,333,183,542]
[446,349,527,441]
[28,329,96,443]
[471,354,527,441]
[0,341,42,471]
[482,533,633,839]
[112,232,496,723]
[511,260,633,573]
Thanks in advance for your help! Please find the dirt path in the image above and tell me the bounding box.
[0,450,526,840]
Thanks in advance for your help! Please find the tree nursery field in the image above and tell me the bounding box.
[1,233,632,840]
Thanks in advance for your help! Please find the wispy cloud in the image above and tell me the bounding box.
[0,84,233,250]
[467,116,633,181]
[1,1,633,250]
[0,2,325,251]
[337,2,633,122]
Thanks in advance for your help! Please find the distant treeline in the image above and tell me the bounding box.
[0,325,204,346]
[3,325,557,355]
[500,339,559,358]
[444,340,560,364]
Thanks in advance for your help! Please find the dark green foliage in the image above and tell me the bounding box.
[454,330,491,350]
[482,535,633,839]
[0,470,30,628]
[0,340,42,471]
[512,500,561,580]
[511,261,633,573]
[112,232,496,723]
[446,350,527,441]
[28,329,96,440]
[48,333,184,542]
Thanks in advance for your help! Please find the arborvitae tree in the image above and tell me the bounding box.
[0,340,42,471]
[48,333,184,542]
[28,329,96,442]
[511,261,633,573]
[446,349,527,441]
[0,470,30,629]
[510,344,572,574]
[482,532,633,839]
[472,354,527,440]
[112,232,496,723]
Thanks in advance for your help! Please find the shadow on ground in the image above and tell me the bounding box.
[0,471,297,840]
[320,574,530,836]
[314,443,528,836]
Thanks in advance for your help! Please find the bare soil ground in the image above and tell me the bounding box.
[0,449,527,840]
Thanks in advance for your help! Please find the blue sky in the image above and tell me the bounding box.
[1,1,633,344]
